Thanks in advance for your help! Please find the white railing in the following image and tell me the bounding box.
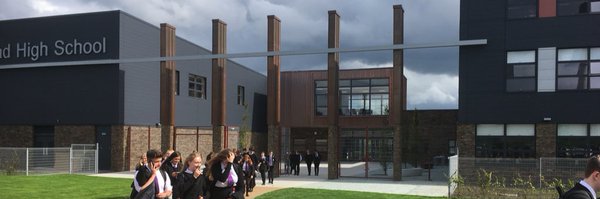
[0,144,98,176]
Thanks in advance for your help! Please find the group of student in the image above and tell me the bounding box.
[286,149,321,176]
[130,147,276,199]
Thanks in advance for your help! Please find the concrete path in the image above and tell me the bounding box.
[90,164,449,198]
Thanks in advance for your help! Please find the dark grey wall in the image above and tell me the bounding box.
[174,37,212,127]
[459,0,600,124]
[0,64,121,125]
[226,60,267,132]
[119,12,160,126]
[0,11,119,65]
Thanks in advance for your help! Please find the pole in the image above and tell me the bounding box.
[26,148,29,176]
[69,146,73,174]
[95,143,99,173]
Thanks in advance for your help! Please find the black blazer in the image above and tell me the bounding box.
[313,154,321,164]
[176,170,208,199]
[563,182,594,199]
[209,162,245,199]
[241,162,256,177]
[161,162,182,186]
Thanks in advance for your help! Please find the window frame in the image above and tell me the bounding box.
[506,0,539,20]
[556,48,600,91]
[556,124,600,158]
[475,124,536,158]
[237,85,245,106]
[506,50,537,92]
[188,73,207,99]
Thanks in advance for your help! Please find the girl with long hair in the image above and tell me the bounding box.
[206,149,245,199]
[176,152,208,199]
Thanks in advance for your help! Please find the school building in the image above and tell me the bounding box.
[0,6,462,180]
[458,0,600,158]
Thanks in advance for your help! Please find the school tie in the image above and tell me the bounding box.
[154,175,159,193]
[226,170,234,187]
[244,163,248,172]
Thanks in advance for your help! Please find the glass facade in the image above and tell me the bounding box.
[315,78,389,116]
[507,0,538,19]
[506,50,536,92]
[557,48,600,90]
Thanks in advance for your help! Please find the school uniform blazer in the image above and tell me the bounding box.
[313,154,321,164]
[176,170,208,199]
[241,162,256,177]
[563,182,594,199]
[210,162,245,199]
[161,162,182,185]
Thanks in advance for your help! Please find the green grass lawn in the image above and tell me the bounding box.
[255,188,445,199]
[0,174,131,199]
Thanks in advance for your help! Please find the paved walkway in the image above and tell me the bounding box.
[91,164,448,198]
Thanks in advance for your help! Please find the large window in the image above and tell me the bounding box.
[188,74,206,99]
[315,78,389,116]
[475,124,535,158]
[557,124,600,158]
[506,51,536,92]
[557,48,600,90]
[507,0,538,19]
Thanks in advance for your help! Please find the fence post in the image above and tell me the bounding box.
[26,148,29,176]
[539,158,542,188]
[69,146,73,174]
[95,143,99,173]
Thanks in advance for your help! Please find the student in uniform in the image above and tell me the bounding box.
[135,153,148,171]
[241,154,255,197]
[161,151,182,198]
[257,152,267,185]
[131,149,173,199]
[304,149,314,176]
[313,151,321,176]
[206,149,245,199]
[176,152,208,199]
[267,151,276,184]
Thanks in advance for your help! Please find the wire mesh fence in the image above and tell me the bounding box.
[449,156,587,198]
[0,144,97,175]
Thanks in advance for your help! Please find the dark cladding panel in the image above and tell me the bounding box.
[460,0,600,124]
[0,64,120,125]
[0,11,119,65]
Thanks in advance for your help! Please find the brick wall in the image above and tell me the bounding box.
[0,125,33,147]
[536,123,556,158]
[54,125,96,147]
[174,127,213,159]
[457,123,475,157]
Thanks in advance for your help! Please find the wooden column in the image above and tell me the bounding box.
[267,15,282,177]
[160,23,176,152]
[392,5,404,181]
[212,19,227,153]
[327,10,340,180]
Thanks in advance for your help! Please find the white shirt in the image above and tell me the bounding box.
[215,163,238,188]
[155,169,173,194]
[133,166,172,193]
[580,180,596,199]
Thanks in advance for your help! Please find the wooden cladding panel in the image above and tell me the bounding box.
[281,68,395,128]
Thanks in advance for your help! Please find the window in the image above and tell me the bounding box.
[557,0,591,15]
[557,124,600,158]
[315,80,327,116]
[346,78,389,116]
[592,1,600,12]
[557,48,600,90]
[188,74,206,99]
[175,70,180,96]
[315,78,389,116]
[449,140,457,156]
[507,0,538,19]
[506,51,536,92]
[237,85,245,105]
[475,124,535,158]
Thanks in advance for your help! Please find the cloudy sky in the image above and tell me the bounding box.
[0,0,460,110]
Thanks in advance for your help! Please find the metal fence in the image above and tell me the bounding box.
[0,144,97,175]
[455,157,586,188]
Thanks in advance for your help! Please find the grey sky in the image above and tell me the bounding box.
[0,0,461,109]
